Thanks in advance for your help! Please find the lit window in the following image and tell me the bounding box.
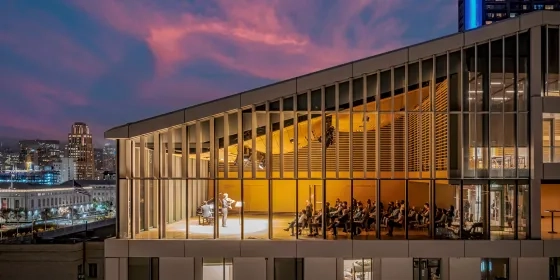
[203,258,233,280]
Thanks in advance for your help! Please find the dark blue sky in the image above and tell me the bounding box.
[0,0,456,145]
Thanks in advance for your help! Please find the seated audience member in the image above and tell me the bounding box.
[352,205,365,235]
[434,208,448,227]
[308,210,323,237]
[387,209,404,237]
[328,209,350,237]
[418,203,430,224]
[284,209,308,236]
[305,200,313,227]
[385,202,395,217]
[366,199,373,210]
[447,205,455,226]
[334,198,341,208]
[362,207,376,231]
[408,206,417,219]
[384,203,401,225]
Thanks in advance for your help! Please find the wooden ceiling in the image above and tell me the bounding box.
[180,83,442,161]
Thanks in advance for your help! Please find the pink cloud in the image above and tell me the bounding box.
[71,0,411,91]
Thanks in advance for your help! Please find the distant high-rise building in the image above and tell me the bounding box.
[0,147,17,171]
[458,0,560,31]
[94,148,103,171]
[102,143,116,172]
[67,122,94,179]
[52,157,77,183]
[18,140,61,168]
[94,148,104,179]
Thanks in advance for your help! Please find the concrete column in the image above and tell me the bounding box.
[233,258,266,280]
[266,257,274,280]
[194,257,203,280]
[181,125,188,223]
[160,257,194,280]
[133,142,140,235]
[529,26,543,239]
[223,114,229,177]
[509,257,518,280]
[181,125,188,178]
[167,128,174,223]
[336,258,344,280]
[304,258,336,280]
[517,258,549,280]
[118,257,128,280]
[105,258,119,280]
[195,122,202,178]
[372,258,382,280]
[449,258,480,280]
[140,136,150,231]
[118,139,132,178]
[440,257,450,280]
[117,139,131,238]
[380,258,413,280]
[153,133,161,236]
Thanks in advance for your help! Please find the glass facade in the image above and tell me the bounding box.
[480,258,509,280]
[551,257,560,280]
[459,0,560,31]
[203,258,233,280]
[544,24,560,97]
[114,27,560,242]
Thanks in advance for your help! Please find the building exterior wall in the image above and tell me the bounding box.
[106,16,560,280]
[0,242,104,280]
[0,183,115,220]
[104,239,560,280]
[53,157,78,183]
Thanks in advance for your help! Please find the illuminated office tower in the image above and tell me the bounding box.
[459,0,560,31]
[68,122,94,179]
[102,143,116,172]
[18,139,61,167]
[105,11,560,280]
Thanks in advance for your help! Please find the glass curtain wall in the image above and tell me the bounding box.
[544,26,559,97]
[116,31,532,241]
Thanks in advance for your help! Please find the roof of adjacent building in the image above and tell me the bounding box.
[105,11,560,140]
[0,180,116,190]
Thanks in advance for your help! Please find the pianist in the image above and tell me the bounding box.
[201,201,213,222]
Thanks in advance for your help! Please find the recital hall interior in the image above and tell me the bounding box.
[116,28,560,242]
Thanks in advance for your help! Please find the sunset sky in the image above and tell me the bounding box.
[0,0,456,146]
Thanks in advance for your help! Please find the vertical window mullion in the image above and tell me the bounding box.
[545,25,549,96]
[390,68,395,178]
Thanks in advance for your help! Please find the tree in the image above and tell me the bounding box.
[40,209,52,221]
[0,208,13,221]
[71,208,79,219]
[0,208,12,226]
[15,208,25,222]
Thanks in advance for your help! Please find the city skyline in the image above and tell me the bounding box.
[0,0,456,144]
